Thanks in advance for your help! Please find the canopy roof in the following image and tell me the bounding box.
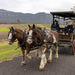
[50,11,75,18]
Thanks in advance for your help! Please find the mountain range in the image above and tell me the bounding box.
[0,9,53,24]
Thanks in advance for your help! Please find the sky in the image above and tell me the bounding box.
[0,0,75,13]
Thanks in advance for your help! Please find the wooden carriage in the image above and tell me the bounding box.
[50,11,75,55]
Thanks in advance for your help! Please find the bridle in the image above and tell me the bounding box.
[27,35,33,39]
[8,29,17,43]
[27,29,36,40]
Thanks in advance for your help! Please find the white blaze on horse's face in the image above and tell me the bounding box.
[27,30,33,44]
[29,30,33,36]
[8,32,12,44]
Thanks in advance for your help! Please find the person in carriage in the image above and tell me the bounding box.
[64,20,74,41]
[51,20,60,32]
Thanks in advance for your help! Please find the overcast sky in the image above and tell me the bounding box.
[0,0,74,13]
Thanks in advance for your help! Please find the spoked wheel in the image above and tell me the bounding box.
[72,40,75,55]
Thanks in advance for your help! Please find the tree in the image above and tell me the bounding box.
[17,19,21,24]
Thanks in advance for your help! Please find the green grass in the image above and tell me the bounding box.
[0,43,21,61]
[0,27,9,32]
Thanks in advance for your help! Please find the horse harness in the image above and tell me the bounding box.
[16,30,56,50]
[16,31,27,50]
[32,30,55,47]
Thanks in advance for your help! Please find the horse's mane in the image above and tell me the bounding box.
[36,27,42,30]
[15,28,23,33]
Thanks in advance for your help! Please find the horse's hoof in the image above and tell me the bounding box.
[39,66,44,71]
[48,59,52,63]
[26,56,33,60]
[55,55,58,59]
[21,61,26,65]
[48,57,52,63]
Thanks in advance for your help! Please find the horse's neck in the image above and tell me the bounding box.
[36,29,42,40]
[16,31,24,44]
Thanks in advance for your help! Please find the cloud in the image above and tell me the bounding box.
[0,0,74,13]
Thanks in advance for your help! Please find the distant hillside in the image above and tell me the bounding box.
[0,9,53,24]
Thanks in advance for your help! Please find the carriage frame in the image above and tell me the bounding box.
[50,11,75,55]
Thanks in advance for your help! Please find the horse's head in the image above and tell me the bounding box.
[27,24,37,44]
[8,27,16,45]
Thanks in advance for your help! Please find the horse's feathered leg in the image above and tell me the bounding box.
[36,49,41,59]
[26,50,33,60]
[48,48,52,62]
[55,46,59,59]
[21,49,25,65]
[39,44,48,70]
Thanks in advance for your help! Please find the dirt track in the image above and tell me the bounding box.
[0,51,75,75]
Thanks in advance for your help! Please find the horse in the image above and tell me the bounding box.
[44,30,59,62]
[8,27,33,65]
[27,24,59,70]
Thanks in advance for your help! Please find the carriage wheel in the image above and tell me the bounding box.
[72,40,75,55]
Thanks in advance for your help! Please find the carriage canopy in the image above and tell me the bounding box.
[50,11,75,22]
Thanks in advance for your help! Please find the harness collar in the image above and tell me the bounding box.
[33,29,46,46]
[18,31,27,47]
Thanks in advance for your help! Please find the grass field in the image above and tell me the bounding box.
[0,43,21,61]
[0,27,9,32]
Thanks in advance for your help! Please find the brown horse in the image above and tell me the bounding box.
[27,24,59,70]
[8,27,33,65]
[44,30,59,61]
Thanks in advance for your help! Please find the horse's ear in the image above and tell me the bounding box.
[11,26,14,29]
[33,24,35,29]
[28,25,31,28]
[11,27,15,31]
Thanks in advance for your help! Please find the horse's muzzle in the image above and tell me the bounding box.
[8,40,13,45]
[8,42,12,45]
[27,39,33,44]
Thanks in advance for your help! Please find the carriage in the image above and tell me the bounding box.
[50,11,75,55]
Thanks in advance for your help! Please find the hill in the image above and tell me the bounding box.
[0,9,52,24]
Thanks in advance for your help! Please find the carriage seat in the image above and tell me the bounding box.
[58,27,65,33]
[58,27,71,36]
